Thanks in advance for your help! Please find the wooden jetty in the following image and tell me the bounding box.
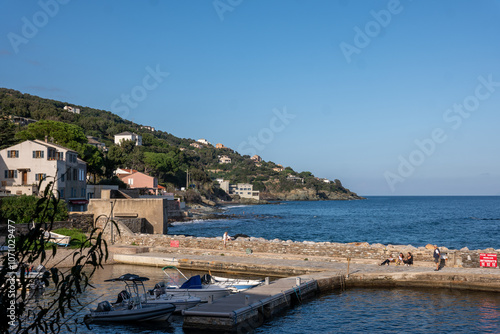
[182,277,318,332]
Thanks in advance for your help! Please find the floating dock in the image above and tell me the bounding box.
[182,277,318,332]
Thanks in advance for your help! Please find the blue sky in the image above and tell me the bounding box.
[1,0,499,196]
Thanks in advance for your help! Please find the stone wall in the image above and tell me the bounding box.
[113,234,499,269]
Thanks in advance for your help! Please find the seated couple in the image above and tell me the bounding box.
[379,252,413,266]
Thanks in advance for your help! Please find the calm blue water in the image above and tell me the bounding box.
[170,196,500,250]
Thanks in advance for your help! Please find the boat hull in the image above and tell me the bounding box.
[87,303,175,323]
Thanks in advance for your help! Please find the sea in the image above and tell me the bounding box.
[170,196,500,250]
[53,197,500,333]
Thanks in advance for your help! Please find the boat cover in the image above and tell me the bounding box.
[180,275,202,289]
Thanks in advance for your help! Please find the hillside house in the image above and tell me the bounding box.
[218,179,260,201]
[114,132,142,146]
[0,140,88,211]
[190,142,203,149]
[251,155,262,162]
[63,105,81,114]
[116,169,159,194]
[218,155,232,164]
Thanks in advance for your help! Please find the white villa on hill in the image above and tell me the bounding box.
[114,132,142,146]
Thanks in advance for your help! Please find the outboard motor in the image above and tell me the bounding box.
[96,301,112,312]
[149,281,165,297]
[114,290,130,304]
[201,274,212,284]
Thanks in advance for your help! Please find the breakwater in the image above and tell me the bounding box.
[112,233,498,269]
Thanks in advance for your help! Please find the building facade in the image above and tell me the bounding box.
[114,132,142,146]
[0,140,87,210]
[218,180,260,201]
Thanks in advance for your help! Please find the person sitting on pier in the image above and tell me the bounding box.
[379,256,395,266]
[395,253,404,265]
[403,252,413,266]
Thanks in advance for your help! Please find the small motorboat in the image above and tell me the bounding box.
[153,266,231,302]
[85,274,175,323]
[203,274,263,292]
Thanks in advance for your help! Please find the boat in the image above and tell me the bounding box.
[84,274,175,323]
[146,291,201,312]
[153,266,231,302]
[204,274,263,292]
[43,230,71,247]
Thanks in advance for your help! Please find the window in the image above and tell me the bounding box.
[35,173,46,181]
[33,150,44,158]
[73,168,77,181]
[4,170,18,178]
[78,169,85,181]
[128,178,133,185]
[66,153,76,163]
[81,188,86,197]
[61,173,65,182]
[7,150,19,158]
[60,188,65,198]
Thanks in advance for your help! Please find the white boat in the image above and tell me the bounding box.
[154,266,231,302]
[43,231,71,247]
[206,274,263,292]
[85,274,175,323]
[146,292,201,312]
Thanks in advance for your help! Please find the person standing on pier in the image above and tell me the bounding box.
[433,245,441,271]
[223,231,231,249]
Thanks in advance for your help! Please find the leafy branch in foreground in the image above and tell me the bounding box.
[0,179,118,334]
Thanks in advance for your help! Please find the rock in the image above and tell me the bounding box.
[460,247,469,251]
[425,244,435,250]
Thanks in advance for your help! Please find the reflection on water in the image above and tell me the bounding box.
[34,264,500,334]
[256,288,500,334]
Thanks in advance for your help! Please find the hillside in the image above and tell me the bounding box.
[0,88,363,202]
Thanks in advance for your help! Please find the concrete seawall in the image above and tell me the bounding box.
[111,233,499,269]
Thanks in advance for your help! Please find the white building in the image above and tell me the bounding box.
[114,132,142,146]
[197,138,211,146]
[218,179,260,201]
[63,105,81,114]
[219,155,232,164]
[0,140,88,211]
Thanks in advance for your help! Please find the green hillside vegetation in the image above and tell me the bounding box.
[0,88,362,201]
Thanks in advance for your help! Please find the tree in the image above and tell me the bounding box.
[0,182,112,333]
[15,120,87,147]
[0,117,17,150]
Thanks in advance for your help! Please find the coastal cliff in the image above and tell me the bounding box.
[260,188,364,201]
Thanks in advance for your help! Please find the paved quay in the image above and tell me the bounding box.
[111,246,500,292]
